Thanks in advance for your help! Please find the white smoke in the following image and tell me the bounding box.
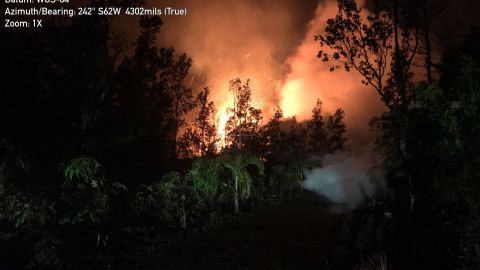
[303,149,385,210]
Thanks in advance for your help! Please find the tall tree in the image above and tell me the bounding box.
[306,99,327,155]
[166,54,196,158]
[317,0,418,110]
[317,1,392,107]
[108,16,171,176]
[107,15,194,177]
[179,87,218,157]
[326,108,347,153]
[224,78,263,151]
[316,1,420,267]
[261,106,284,162]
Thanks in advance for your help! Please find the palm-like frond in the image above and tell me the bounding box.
[63,157,103,190]
[354,253,389,270]
[220,152,264,200]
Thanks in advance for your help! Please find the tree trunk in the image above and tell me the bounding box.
[181,198,187,229]
[423,0,433,83]
[392,0,407,106]
[234,175,239,213]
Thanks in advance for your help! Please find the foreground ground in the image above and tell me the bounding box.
[149,192,349,270]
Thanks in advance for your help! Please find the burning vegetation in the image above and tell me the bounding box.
[2,0,480,269]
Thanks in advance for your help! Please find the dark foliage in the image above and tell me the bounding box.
[319,1,480,269]
[2,0,477,269]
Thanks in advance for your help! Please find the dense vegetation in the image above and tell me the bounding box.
[318,0,480,268]
[1,0,479,269]
[0,10,347,270]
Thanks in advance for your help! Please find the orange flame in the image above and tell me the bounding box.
[280,79,303,118]
[216,111,229,149]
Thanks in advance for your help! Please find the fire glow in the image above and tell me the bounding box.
[216,106,230,148]
[280,79,304,118]
[159,0,384,141]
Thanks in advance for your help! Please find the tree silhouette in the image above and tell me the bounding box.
[306,99,327,155]
[224,78,263,151]
[261,106,285,162]
[316,1,392,106]
[167,54,196,158]
[106,15,194,176]
[179,87,218,157]
[326,108,347,153]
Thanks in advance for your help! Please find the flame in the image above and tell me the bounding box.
[160,0,386,149]
[216,111,229,148]
[213,77,269,150]
[280,79,303,118]
[214,88,234,150]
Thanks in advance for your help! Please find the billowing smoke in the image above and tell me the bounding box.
[303,147,386,210]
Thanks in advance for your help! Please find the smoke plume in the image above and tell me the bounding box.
[303,147,386,210]
[271,0,386,209]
